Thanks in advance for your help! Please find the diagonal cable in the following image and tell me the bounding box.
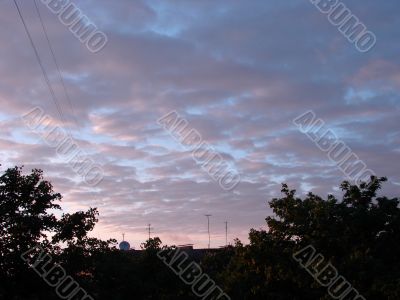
[13,0,73,138]
[33,0,79,129]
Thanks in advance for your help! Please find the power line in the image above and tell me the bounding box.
[13,0,72,136]
[33,0,79,128]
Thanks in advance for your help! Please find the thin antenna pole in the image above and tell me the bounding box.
[205,215,212,249]
[224,221,228,246]
[122,233,125,241]
[147,224,154,240]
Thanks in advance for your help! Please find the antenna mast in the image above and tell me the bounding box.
[147,224,154,240]
[205,215,212,249]
[224,221,228,246]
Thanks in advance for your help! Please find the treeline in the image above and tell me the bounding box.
[0,166,399,299]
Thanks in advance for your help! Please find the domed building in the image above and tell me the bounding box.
[119,233,131,251]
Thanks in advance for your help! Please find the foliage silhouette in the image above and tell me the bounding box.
[1,166,399,299]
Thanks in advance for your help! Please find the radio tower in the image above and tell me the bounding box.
[147,224,154,240]
[205,215,212,249]
[224,221,228,246]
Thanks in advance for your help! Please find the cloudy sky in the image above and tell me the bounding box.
[1,0,399,248]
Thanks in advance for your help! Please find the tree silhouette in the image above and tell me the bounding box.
[215,176,400,299]
[0,166,114,299]
[1,166,398,299]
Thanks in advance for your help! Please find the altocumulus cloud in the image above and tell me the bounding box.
[0,0,399,247]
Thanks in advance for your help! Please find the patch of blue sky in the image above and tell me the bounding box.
[185,106,205,115]
[110,160,152,182]
[63,72,90,83]
[308,124,349,140]
[149,24,182,38]
[269,175,290,185]
[90,107,120,117]
[253,139,268,148]
[264,153,319,168]
[204,96,243,118]
[210,97,239,108]
[0,111,12,122]
[0,150,18,162]
[213,142,247,161]
[147,135,185,152]
[223,97,240,107]
[75,1,119,29]
[300,182,316,193]
[74,125,120,146]
[177,170,198,180]
[327,122,376,144]
[12,123,47,144]
[146,2,190,38]
[137,171,162,183]
[146,2,189,38]
[344,87,377,104]
[46,154,72,165]
[139,144,170,156]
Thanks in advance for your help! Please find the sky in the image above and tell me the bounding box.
[0,0,399,249]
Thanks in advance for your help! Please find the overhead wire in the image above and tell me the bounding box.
[13,0,73,138]
[33,0,79,129]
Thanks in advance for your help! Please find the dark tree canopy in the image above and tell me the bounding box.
[212,176,400,299]
[1,166,398,299]
[0,166,115,299]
